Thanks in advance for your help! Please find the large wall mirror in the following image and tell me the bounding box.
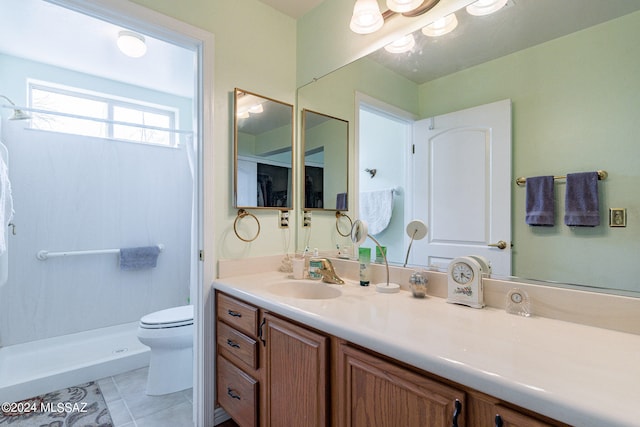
[234,88,294,209]
[296,0,640,296]
[302,109,349,210]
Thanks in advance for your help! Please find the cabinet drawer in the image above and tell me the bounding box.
[217,356,258,427]
[217,293,259,337]
[217,321,258,369]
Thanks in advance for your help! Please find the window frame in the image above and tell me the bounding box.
[27,79,180,148]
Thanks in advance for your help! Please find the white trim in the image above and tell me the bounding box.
[44,1,216,426]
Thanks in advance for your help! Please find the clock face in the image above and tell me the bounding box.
[451,262,474,284]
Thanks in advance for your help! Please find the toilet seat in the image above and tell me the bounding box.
[140,305,193,329]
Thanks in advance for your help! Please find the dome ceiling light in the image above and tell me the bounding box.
[117,30,147,58]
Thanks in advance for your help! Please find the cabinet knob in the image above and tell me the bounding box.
[451,399,462,427]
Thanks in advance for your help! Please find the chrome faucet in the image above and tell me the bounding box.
[315,258,344,284]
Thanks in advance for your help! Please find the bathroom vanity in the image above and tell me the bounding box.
[212,268,640,427]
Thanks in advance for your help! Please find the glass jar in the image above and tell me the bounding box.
[409,271,428,298]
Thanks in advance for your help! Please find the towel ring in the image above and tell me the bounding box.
[335,211,353,237]
[234,209,261,242]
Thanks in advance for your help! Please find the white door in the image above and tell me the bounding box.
[410,99,512,275]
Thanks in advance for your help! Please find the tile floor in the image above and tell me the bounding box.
[97,367,194,427]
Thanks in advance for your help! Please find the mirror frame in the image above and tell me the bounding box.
[233,88,294,210]
[301,108,349,211]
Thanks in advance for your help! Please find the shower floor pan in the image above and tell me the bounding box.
[0,321,149,402]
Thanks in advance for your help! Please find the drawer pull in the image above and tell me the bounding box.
[451,399,462,427]
[227,387,241,400]
[227,309,242,318]
[258,318,266,347]
[495,414,503,427]
[226,339,240,349]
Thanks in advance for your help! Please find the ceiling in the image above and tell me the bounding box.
[0,0,196,98]
[369,0,640,84]
[258,0,325,18]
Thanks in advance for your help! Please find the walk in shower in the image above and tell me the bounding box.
[0,0,199,402]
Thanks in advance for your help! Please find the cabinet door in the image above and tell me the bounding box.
[339,344,466,427]
[264,313,328,427]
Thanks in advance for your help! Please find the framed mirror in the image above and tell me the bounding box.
[296,1,640,296]
[234,88,294,209]
[302,109,349,211]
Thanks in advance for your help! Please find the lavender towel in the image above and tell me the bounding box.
[336,193,347,210]
[120,246,160,270]
[564,172,600,227]
[525,176,555,226]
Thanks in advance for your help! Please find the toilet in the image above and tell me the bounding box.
[137,305,194,395]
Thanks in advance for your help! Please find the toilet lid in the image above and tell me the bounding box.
[140,305,193,329]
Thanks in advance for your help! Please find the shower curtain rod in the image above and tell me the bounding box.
[37,244,164,261]
[1,104,193,136]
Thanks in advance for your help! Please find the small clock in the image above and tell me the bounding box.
[447,256,490,309]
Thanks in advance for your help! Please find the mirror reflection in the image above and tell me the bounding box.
[302,109,349,211]
[297,1,640,295]
[234,88,293,209]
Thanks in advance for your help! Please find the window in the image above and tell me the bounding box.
[29,82,179,147]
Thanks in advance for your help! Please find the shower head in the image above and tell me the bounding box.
[0,95,31,121]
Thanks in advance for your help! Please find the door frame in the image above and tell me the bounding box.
[355,92,416,257]
[45,1,215,425]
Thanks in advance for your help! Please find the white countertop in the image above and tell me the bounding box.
[213,271,640,427]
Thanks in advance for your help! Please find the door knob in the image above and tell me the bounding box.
[488,240,508,250]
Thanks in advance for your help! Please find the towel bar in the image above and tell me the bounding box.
[516,170,607,186]
[37,244,164,261]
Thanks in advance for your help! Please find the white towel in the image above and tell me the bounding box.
[0,144,14,255]
[359,189,394,235]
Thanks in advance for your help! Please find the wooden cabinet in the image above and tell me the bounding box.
[336,343,465,427]
[263,313,329,427]
[215,292,329,427]
[216,293,263,427]
[215,291,566,427]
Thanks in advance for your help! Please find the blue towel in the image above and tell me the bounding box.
[336,192,347,210]
[119,246,160,270]
[525,176,555,226]
[564,172,600,227]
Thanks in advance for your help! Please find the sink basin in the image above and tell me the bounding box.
[267,280,342,300]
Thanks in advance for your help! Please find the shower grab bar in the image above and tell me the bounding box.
[37,244,164,261]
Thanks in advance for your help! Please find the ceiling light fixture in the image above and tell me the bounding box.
[421,13,458,37]
[466,0,508,16]
[350,0,384,34]
[117,30,147,58]
[386,0,423,13]
[384,34,416,53]
[350,0,441,35]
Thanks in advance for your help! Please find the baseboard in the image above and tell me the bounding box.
[213,407,231,425]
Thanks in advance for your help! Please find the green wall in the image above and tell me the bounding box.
[419,11,640,290]
[131,0,297,260]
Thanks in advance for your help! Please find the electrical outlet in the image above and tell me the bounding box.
[303,210,312,228]
[279,210,289,228]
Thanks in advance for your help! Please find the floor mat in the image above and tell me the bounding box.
[0,381,113,426]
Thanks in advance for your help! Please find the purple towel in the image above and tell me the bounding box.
[336,192,347,210]
[564,172,600,227]
[525,176,555,226]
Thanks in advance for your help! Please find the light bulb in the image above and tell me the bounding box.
[350,0,384,34]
